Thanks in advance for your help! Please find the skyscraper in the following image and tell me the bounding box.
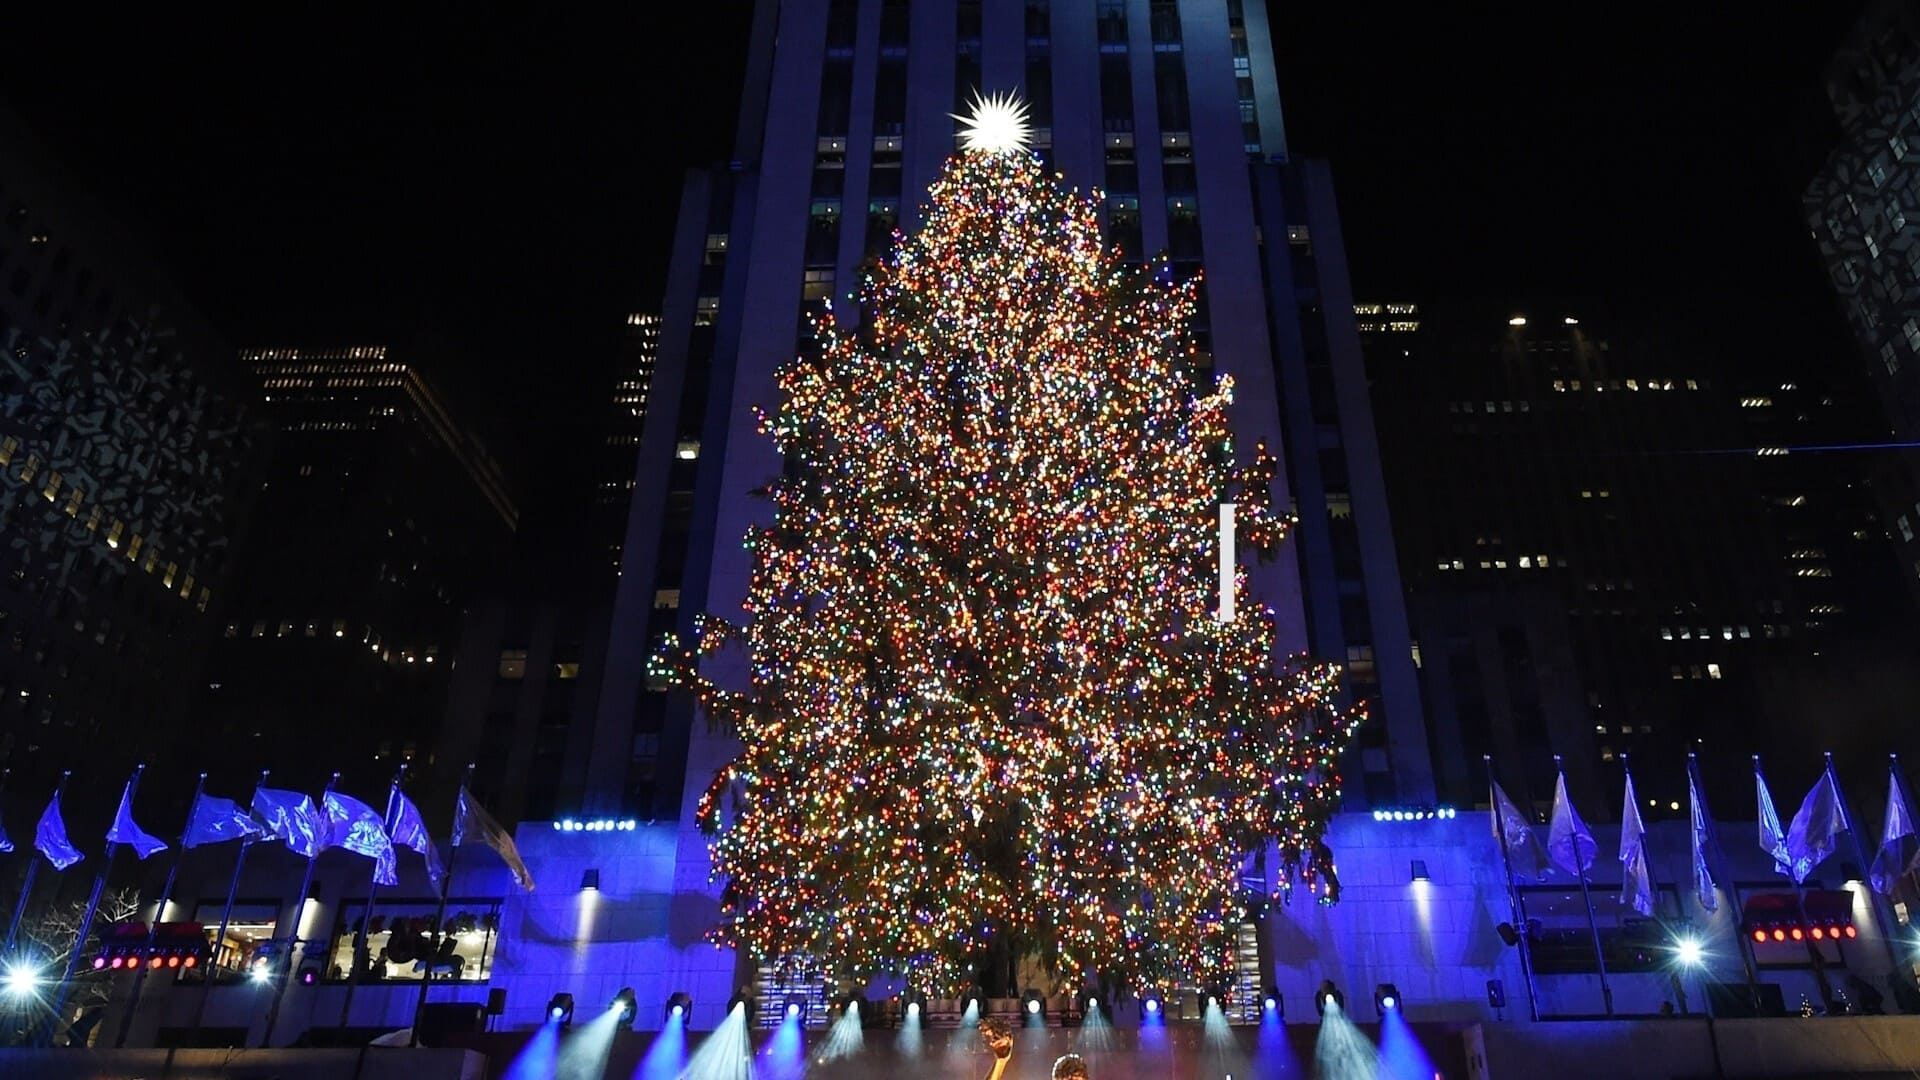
[594,0,1425,882]
[593,312,661,578]
[0,104,267,806]
[202,347,517,796]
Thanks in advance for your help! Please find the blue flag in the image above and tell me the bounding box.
[1787,765,1847,885]
[253,787,326,859]
[0,805,13,854]
[386,788,443,889]
[324,791,397,886]
[1619,771,1654,916]
[106,779,167,860]
[35,791,82,870]
[1688,759,1719,913]
[1547,771,1596,879]
[1757,762,1792,877]
[1871,761,1917,896]
[183,794,264,848]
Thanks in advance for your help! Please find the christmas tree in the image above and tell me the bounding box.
[655,96,1360,995]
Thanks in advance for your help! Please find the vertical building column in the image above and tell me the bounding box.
[902,0,957,232]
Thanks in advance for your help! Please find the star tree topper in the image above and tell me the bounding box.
[953,90,1032,155]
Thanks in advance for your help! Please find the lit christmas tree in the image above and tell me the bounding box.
[656,95,1360,995]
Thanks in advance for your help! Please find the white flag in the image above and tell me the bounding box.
[1619,771,1653,916]
[1756,763,1792,877]
[1548,772,1597,879]
[1871,762,1917,895]
[1687,761,1718,912]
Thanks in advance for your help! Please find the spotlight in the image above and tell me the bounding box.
[1790,927,1804,942]
[1262,988,1281,1019]
[2,963,40,997]
[1772,928,1785,942]
[580,869,600,892]
[1845,924,1859,939]
[1314,980,1343,1017]
[548,992,576,1028]
[1080,991,1109,1023]
[1374,984,1401,1014]
[900,988,927,1026]
[1021,988,1046,1025]
[665,991,692,1024]
[249,965,272,986]
[109,957,124,970]
[183,955,197,969]
[784,995,809,1023]
[1410,859,1430,883]
[730,992,760,1023]
[1139,990,1164,1023]
[91,957,106,971]
[1751,928,1767,944]
[1811,926,1826,941]
[611,987,637,1029]
[959,986,986,1015]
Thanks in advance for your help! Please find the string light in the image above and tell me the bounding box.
[654,147,1359,994]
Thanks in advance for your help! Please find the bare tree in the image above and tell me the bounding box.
[0,887,141,1047]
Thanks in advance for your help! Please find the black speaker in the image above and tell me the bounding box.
[1705,981,1786,1018]
[417,1002,487,1045]
[487,987,508,1016]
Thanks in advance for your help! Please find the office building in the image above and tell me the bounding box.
[592,313,661,578]
[0,105,267,808]
[201,348,516,797]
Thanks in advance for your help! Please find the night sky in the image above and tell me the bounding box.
[0,6,1872,514]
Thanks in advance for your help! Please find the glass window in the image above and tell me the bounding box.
[193,901,280,973]
[326,899,502,983]
[552,662,581,680]
[498,649,528,679]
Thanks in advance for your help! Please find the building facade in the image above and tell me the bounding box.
[592,313,662,580]
[0,105,267,818]
[200,348,517,800]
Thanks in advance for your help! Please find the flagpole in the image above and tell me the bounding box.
[188,770,269,1046]
[261,771,336,1048]
[3,771,69,958]
[61,764,144,988]
[339,763,407,1030]
[1558,755,1614,1016]
[1825,751,1904,978]
[1692,754,1759,998]
[1485,755,1541,1021]
[113,772,206,1048]
[411,763,473,1047]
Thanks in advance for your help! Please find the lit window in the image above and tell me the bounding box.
[1706,663,1722,680]
[0,436,13,465]
[553,662,581,680]
[41,471,60,502]
[1905,318,1920,353]
[654,589,681,610]
[498,650,528,679]
[1519,556,1532,568]
[1894,134,1910,161]
[675,440,700,461]
[1660,627,1673,640]
[1884,343,1901,375]
[1900,515,1914,542]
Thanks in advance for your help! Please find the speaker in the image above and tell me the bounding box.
[1705,981,1785,1018]
[417,1002,487,1046]
[487,987,508,1016]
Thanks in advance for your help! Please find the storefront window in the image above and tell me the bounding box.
[192,901,280,972]
[325,899,502,983]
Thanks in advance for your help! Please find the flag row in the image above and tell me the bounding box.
[0,770,534,892]
[1492,753,1920,917]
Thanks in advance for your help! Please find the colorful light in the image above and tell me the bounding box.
[655,146,1359,993]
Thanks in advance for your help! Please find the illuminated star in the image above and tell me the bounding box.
[952,90,1032,155]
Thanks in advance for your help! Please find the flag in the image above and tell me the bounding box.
[1547,772,1597,879]
[1619,771,1654,917]
[1871,762,1918,895]
[183,794,265,848]
[1785,766,1847,885]
[454,787,534,891]
[35,791,82,870]
[386,788,444,889]
[1687,760,1719,912]
[324,791,397,887]
[252,787,327,859]
[107,779,167,860]
[1492,778,1548,879]
[1757,763,1792,877]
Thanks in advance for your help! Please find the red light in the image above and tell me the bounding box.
[166,956,180,969]
[1791,927,1805,941]
[183,956,198,969]
[1751,929,1767,943]
[1772,929,1786,942]
[1845,925,1859,939]
[149,956,164,969]
[109,957,124,970]
[1811,926,1825,940]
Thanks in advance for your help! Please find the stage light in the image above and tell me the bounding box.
[900,988,927,1025]
[1410,859,1430,883]
[1262,988,1281,1018]
[730,992,759,1022]
[1790,927,1804,942]
[1751,928,1767,944]
[92,957,106,970]
[960,986,986,1015]
[148,956,164,970]
[1772,928,1785,942]
[3,963,40,997]
[1314,980,1344,1016]
[549,992,575,1028]
[1021,988,1046,1025]
[1139,991,1164,1022]
[249,965,272,986]
[580,869,600,892]
[1673,938,1704,968]
[784,995,809,1023]
[299,967,316,985]
[1845,925,1859,939]
[166,955,181,969]
[1811,926,1826,941]
[109,957,124,970]
[1374,984,1401,1013]
[612,987,637,1028]
[183,955,198,969]
[666,991,692,1024]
